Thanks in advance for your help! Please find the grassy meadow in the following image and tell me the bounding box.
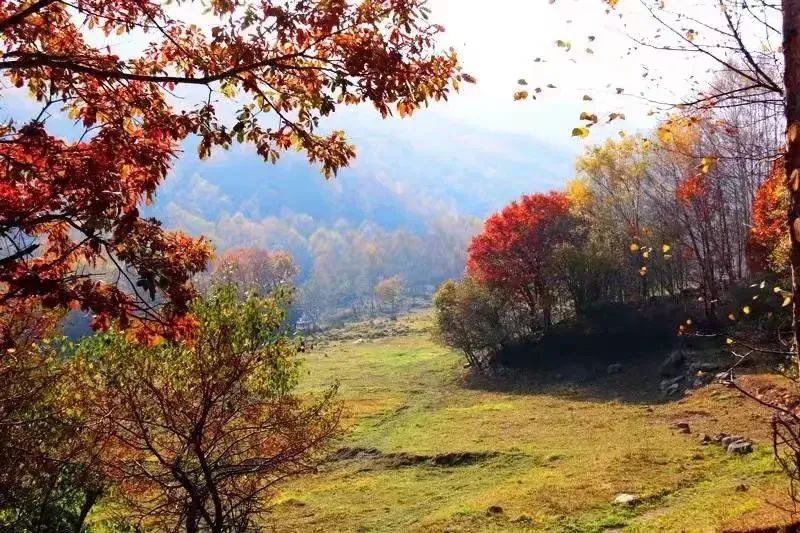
[271,311,796,532]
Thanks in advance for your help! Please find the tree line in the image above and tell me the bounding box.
[435,93,788,369]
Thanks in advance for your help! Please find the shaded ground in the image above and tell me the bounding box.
[271,310,798,532]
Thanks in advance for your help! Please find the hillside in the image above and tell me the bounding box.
[150,112,571,246]
[271,312,793,532]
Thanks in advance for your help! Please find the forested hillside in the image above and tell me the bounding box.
[151,113,570,323]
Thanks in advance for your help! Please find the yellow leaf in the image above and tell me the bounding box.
[629,243,640,252]
[571,127,590,138]
[783,296,792,307]
[639,266,647,276]
[556,40,572,51]
[657,127,674,144]
[699,156,718,174]
[742,306,751,315]
[643,251,650,259]
[726,338,734,345]
[662,244,671,254]
[221,83,236,98]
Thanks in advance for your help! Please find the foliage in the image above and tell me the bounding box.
[67,286,341,531]
[433,279,503,369]
[0,301,102,532]
[0,0,464,340]
[749,158,791,275]
[211,247,299,296]
[467,192,577,328]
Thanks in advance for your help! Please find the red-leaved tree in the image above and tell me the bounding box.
[467,192,574,329]
[748,157,791,275]
[0,0,464,340]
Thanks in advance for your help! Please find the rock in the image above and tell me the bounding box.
[486,505,504,515]
[699,433,712,445]
[607,363,624,375]
[613,493,639,506]
[721,435,745,448]
[735,484,749,492]
[512,514,534,524]
[727,441,753,455]
[660,350,687,377]
[673,422,691,434]
[660,375,685,392]
[691,362,724,373]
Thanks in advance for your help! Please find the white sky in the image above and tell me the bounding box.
[403,0,772,147]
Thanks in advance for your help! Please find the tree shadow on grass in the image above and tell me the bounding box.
[462,301,728,405]
[463,346,676,405]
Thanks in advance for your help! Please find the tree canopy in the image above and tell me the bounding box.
[0,0,464,341]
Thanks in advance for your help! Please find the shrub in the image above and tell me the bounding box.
[67,286,341,531]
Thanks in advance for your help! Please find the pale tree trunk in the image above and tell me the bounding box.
[784,0,800,369]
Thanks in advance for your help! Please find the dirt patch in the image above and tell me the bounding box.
[329,447,498,469]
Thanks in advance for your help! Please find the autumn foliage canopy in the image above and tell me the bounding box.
[748,157,790,274]
[0,0,463,340]
[467,192,574,323]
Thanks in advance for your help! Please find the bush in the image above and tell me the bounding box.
[67,286,341,531]
[433,279,531,369]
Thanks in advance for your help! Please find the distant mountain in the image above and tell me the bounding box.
[151,110,573,240]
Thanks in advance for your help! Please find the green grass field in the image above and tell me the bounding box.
[272,311,795,532]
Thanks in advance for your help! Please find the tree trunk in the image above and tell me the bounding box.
[784,0,800,370]
[74,488,100,532]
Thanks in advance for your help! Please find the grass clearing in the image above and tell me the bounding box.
[274,311,793,532]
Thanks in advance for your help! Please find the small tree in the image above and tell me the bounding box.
[68,286,341,531]
[433,279,518,370]
[374,275,405,318]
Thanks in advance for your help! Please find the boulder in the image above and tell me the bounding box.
[673,422,691,434]
[727,441,753,455]
[486,505,504,516]
[721,435,744,448]
[607,363,624,375]
[715,371,731,383]
[614,493,639,506]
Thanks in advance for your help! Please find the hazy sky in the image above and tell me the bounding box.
[322,0,734,161]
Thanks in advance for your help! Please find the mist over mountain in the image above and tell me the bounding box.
[151,111,573,241]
